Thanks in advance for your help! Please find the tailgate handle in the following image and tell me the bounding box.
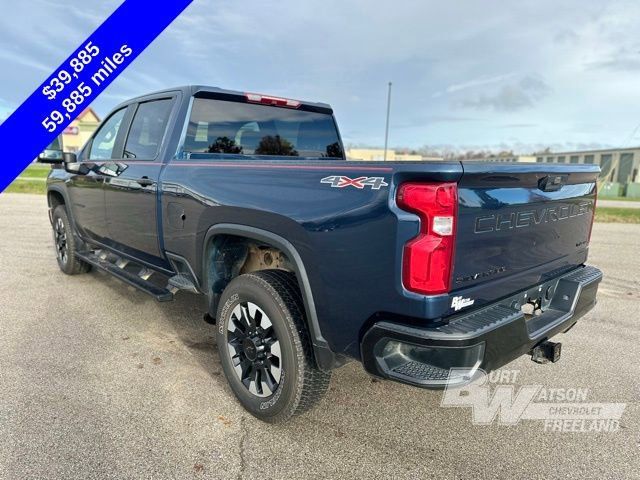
[538,174,567,192]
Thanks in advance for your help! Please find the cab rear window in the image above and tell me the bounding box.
[183,98,344,159]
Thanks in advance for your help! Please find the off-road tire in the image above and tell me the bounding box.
[216,269,331,423]
[51,205,91,275]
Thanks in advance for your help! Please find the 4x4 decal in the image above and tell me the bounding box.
[320,175,389,190]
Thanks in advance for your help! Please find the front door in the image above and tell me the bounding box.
[102,97,175,266]
[69,107,127,243]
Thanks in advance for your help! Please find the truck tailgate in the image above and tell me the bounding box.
[453,162,599,292]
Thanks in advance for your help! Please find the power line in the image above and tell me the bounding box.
[620,121,640,148]
[383,82,392,161]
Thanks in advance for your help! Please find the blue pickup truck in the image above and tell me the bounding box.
[39,86,602,423]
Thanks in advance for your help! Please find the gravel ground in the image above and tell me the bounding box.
[0,193,638,480]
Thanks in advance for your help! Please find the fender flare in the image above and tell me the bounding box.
[46,185,73,225]
[46,184,70,207]
[47,185,89,249]
[202,223,338,371]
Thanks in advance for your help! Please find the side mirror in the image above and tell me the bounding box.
[63,152,78,164]
[64,154,90,175]
[38,136,65,164]
[37,149,64,164]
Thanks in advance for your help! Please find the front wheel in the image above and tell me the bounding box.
[216,270,330,423]
[51,205,91,275]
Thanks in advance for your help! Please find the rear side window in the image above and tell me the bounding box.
[184,98,344,159]
[123,99,173,159]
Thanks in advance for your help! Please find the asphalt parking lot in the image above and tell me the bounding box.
[0,193,638,480]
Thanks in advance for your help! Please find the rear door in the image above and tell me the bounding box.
[453,162,599,293]
[102,96,176,266]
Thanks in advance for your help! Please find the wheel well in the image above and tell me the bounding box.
[203,227,341,371]
[48,191,65,210]
[206,235,295,305]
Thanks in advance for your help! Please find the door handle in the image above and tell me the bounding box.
[137,176,154,187]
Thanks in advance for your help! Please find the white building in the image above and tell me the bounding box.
[534,147,640,184]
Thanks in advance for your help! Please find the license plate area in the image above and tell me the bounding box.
[513,279,560,322]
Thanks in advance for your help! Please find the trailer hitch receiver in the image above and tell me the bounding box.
[531,340,562,364]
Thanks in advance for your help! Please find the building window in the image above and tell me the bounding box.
[536,157,543,163]
[570,155,579,163]
[599,154,612,179]
[546,157,554,163]
[584,155,594,164]
[617,153,634,183]
[557,156,566,163]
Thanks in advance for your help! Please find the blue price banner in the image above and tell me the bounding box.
[0,0,193,193]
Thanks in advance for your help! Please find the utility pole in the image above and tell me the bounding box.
[383,82,392,161]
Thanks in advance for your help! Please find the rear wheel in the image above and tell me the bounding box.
[51,205,91,275]
[216,270,330,423]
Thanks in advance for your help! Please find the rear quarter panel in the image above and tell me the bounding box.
[159,158,462,356]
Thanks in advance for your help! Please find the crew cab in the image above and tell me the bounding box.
[39,86,602,423]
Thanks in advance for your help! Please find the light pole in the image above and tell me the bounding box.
[383,82,392,161]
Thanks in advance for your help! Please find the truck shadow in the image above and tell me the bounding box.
[99,275,449,419]
[90,270,227,377]
[151,289,451,427]
[82,271,622,477]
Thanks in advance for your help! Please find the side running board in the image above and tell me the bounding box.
[76,250,174,302]
[167,274,199,294]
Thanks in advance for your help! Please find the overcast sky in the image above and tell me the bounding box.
[1,0,640,152]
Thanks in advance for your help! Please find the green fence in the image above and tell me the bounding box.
[626,183,640,199]
[599,182,624,198]
[598,182,640,198]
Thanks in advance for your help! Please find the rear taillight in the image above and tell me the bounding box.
[588,183,597,243]
[397,182,458,295]
[245,92,301,108]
